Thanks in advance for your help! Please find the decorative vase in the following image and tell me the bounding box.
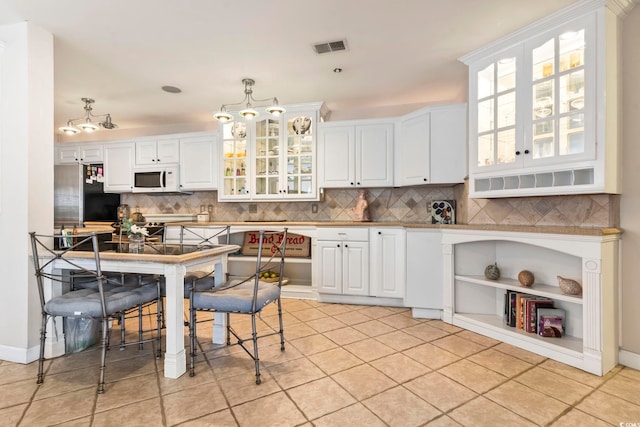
[557,276,582,295]
[484,263,501,280]
[518,270,535,287]
[128,234,145,254]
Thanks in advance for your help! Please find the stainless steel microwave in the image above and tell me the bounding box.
[132,166,179,193]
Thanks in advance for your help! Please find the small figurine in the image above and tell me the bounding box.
[352,190,370,222]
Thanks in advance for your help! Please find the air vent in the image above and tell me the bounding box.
[313,39,347,54]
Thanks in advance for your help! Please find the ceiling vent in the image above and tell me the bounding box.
[313,40,347,54]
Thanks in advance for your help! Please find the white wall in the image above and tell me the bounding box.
[620,5,640,360]
[0,22,54,362]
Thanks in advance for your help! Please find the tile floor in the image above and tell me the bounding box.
[1,299,639,426]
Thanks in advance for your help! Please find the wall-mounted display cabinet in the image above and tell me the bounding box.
[218,102,327,201]
[461,2,623,198]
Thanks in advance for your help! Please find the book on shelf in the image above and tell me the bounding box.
[525,298,554,333]
[537,308,565,338]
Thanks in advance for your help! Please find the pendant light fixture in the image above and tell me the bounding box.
[213,78,285,122]
[59,98,118,135]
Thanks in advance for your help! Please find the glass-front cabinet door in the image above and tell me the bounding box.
[526,14,595,167]
[220,120,250,200]
[284,113,315,198]
[254,118,281,197]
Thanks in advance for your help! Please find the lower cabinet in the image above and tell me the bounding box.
[369,227,406,299]
[441,229,620,376]
[314,228,370,296]
[405,229,443,317]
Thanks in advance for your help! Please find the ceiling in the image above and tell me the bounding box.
[0,0,577,137]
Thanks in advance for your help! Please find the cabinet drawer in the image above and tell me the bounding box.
[316,227,369,241]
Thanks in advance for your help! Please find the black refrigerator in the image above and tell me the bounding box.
[54,164,121,228]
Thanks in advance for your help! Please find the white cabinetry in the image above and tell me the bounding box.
[103,142,134,193]
[55,143,103,164]
[135,138,180,165]
[461,3,622,198]
[314,228,369,296]
[406,229,443,318]
[179,135,218,191]
[369,227,406,299]
[442,228,619,376]
[318,119,394,188]
[395,104,467,186]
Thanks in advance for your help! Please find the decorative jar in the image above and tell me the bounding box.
[128,234,145,254]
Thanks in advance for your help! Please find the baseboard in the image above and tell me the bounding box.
[0,344,40,364]
[411,308,442,319]
[619,349,640,370]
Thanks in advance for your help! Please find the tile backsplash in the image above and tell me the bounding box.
[123,181,618,227]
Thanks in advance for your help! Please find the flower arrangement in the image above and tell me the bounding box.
[122,218,149,237]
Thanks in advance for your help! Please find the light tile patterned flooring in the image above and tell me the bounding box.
[1,299,639,426]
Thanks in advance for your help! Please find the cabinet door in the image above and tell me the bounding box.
[180,136,218,191]
[318,125,355,188]
[396,111,430,186]
[55,145,79,164]
[430,105,467,184]
[135,140,159,165]
[104,143,134,193]
[156,139,180,163]
[356,123,394,187]
[406,230,442,310]
[219,120,250,200]
[283,112,316,199]
[342,241,369,296]
[80,145,103,163]
[315,241,343,294]
[369,228,405,299]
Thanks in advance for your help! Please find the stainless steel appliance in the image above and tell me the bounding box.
[132,165,179,193]
[54,164,121,227]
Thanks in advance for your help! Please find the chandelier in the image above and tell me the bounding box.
[213,78,285,122]
[59,98,118,135]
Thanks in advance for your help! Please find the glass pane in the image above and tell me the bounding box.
[236,178,247,195]
[497,58,516,92]
[560,70,584,114]
[255,177,266,195]
[268,159,278,175]
[268,121,279,137]
[268,177,279,194]
[496,129,516,165]
[287,157,299,174]
[478,63,494,99]
[287,176,298,194]
[532,38,554,81]
[300,176,312,194]
[255,158,267,176]
[255,120,266,138]
[300,155,312,174]
[533,80,554,120]
[560,115,584,155]
[559,29,585,72]
[478,99,494,133]
[478,134,494,167]
[222,122,233,139]
[497,92,515,129]
[533,119,554,159]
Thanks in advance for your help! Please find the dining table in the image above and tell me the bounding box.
[41,241,240,379]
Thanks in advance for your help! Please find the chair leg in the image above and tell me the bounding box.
[156,284,162,359]
[97,318,109,394]
[138,304,144,350]
[119,312,126,351]
[251,313,261,385]
[189,303,196,377]
[225,312,231,346]
[277,298,285,352]
[37,312,47,384]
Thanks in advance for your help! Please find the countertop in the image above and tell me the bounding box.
[170,221,622,237]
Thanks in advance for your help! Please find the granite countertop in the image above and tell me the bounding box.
[171,221,622,237]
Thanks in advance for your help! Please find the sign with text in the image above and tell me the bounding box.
[241,231,311,258]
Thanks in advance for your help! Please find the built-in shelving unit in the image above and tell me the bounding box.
[442,228,620,376]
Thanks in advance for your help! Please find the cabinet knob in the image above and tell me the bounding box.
[152,159,156,162]
[378,231,381,235]
[524,149,530,154]
[157,159,161,162]
[344,244,348,248]
[356,182,360,186]
[350,182,354,186]
[336,244,340,248]
[423,178,428,182]
[515,151,521,155]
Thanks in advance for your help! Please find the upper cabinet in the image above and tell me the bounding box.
[218,102,326,201]
[55,143,103,164]
[461,2,623,198]
[135,138,180,165]
[394,104,467,186]
[103,142,134,193]
[318,119,395,188]
[179,135,218,191]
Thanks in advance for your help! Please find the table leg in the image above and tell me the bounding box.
[212,256,227,344]
[163,264,187,378]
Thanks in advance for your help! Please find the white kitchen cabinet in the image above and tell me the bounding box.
[395,104,467,186]
[461,3,622,198]
[318,119,394,188]
[179,134,218,191]
[405,229,443,318]
[55,143,103,164]
[441,228,620,376]
[135,138,180,165]
[219,102,326,201]
[314,228,369,296]
[103,142,134,193]
[369,227,406,299]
